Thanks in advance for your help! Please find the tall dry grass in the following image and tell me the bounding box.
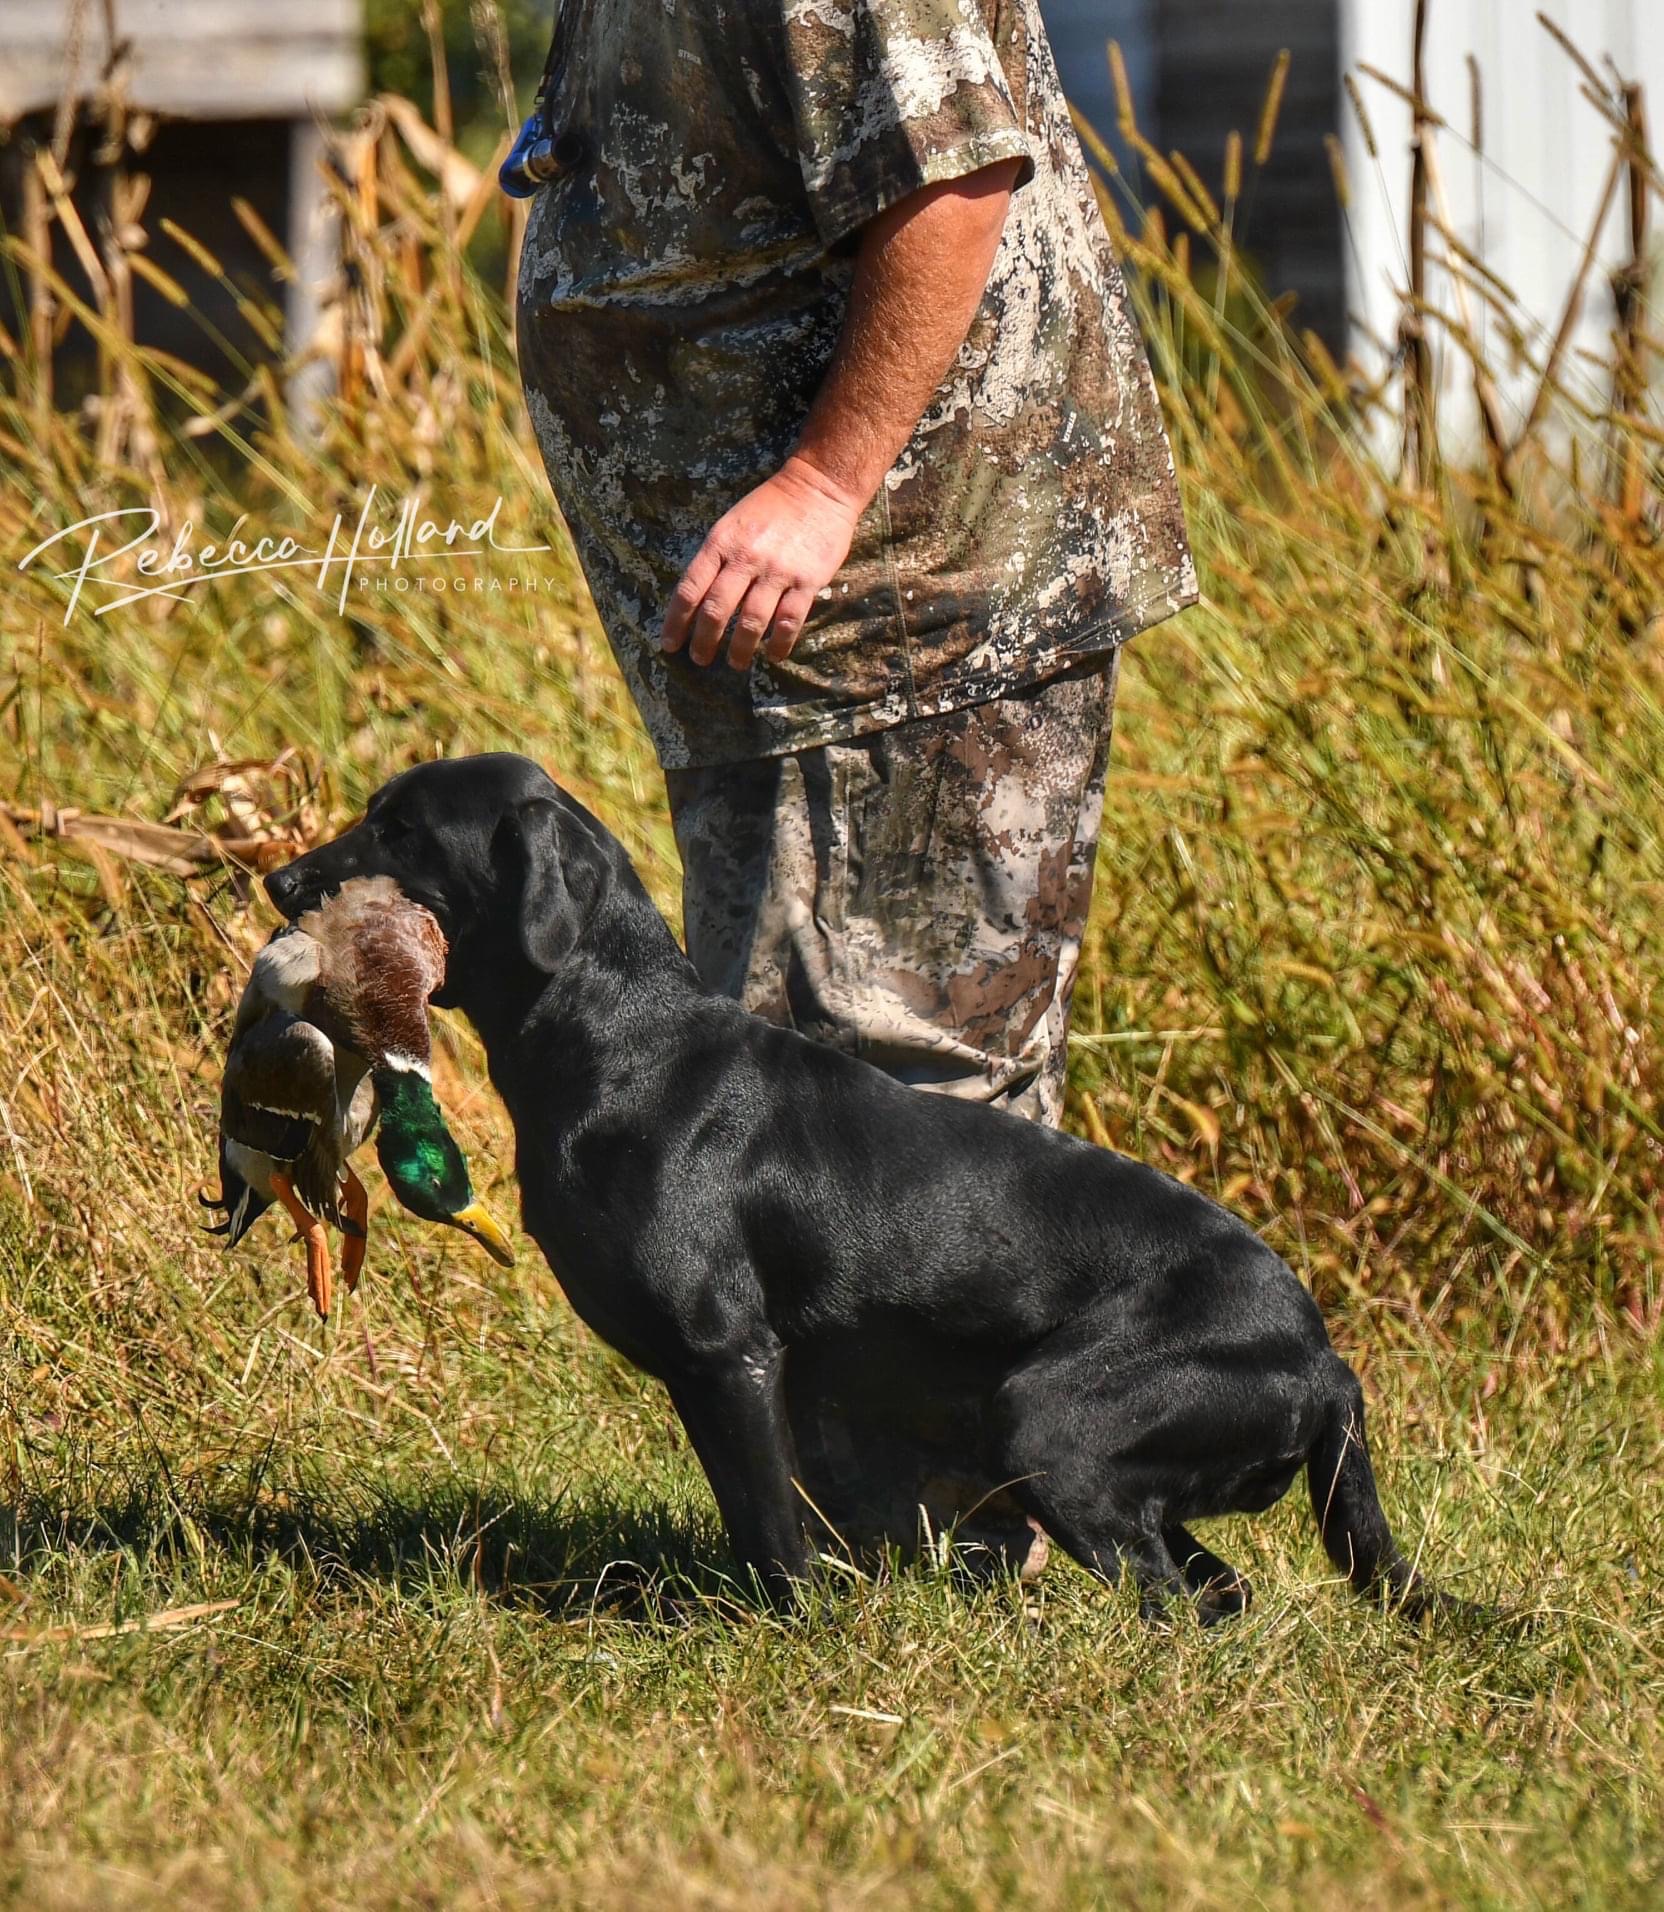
[1067,24,1664,1350]
[1,9,1661,1373]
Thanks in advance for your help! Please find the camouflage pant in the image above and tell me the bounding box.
[664,652,1118,1130]
[664,656,1120,1580]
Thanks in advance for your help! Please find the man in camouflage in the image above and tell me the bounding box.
[516,0,1195,1568]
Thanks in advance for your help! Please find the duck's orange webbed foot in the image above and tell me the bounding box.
[340,1167,369,1293]
[271,1170,333,1320]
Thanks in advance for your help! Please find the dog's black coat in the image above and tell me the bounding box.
[267,753,1449,1620]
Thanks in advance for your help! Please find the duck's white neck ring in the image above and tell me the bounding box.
[378,1051,433,1081]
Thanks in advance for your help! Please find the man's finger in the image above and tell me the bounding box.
[726,579,786,672]
[687,563,752,667]
[763,586,817,664]
[662,540,724,653]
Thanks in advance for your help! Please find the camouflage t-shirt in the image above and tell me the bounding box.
[516,0,1196,770]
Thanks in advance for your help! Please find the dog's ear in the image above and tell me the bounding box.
[498,796,570,971]
[494,794,608,972]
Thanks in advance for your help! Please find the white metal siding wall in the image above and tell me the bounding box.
[1340,0,1664,442]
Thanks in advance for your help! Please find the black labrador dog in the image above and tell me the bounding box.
[266,752,1458,1622]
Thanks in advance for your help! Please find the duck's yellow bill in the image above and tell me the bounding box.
[449,1199,515,1268]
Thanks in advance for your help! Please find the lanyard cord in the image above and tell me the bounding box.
[534,0,573,138]
[500,0,583,196]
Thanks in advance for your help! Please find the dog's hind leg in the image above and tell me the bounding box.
[1017,1484,1188,1619]
[991,1351,1256,1622]
[1164,1524,1252,1621]
[990,1383,1184,1614]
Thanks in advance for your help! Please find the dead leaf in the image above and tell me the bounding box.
[1352,1784,1391,1834]
[3,805,210,877]
[379,94,484,210]
[1162,1090,1222,1152]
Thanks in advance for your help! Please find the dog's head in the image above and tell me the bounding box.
[265,753,619,1006]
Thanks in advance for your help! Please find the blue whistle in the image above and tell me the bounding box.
[500,112,561,198]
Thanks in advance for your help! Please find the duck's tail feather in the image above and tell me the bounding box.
[202,1142,272,1249]
[199,1187,232,1238]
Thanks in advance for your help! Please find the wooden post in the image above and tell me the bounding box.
[90,91,130,465]
[1400,0,1436,493]
[1611,83,1651,525]
[20,133,55,421]
[286,117,337,435]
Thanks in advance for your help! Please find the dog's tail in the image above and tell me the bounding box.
[1306,1360,1453,1621]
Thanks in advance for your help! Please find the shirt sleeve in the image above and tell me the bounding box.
[779,0,1038,247]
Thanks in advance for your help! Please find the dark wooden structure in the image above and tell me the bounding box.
[1042,0,1346,346]
[0,0,362,398]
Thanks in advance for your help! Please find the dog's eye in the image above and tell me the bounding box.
[378,814,415,846]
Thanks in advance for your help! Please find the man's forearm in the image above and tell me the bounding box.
[792,158,1025,506]
[663,158,1022,670]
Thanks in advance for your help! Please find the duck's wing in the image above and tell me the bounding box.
[292,1049,383,1223]
[221,1013,337,1167]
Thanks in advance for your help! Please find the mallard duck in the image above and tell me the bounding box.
[205,919,374,1318]
[204,876,514,1318]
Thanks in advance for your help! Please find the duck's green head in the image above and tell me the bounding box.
[373,1068,515,1267]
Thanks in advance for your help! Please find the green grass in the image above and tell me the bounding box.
[3,1296,1661,1907]
[5,49,1664,1907]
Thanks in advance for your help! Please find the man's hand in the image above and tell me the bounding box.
[663,157,1022,672]
[661,456,865,671]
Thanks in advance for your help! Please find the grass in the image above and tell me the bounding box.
[4,19,1664,1905]
[2,1326,1660,1908]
